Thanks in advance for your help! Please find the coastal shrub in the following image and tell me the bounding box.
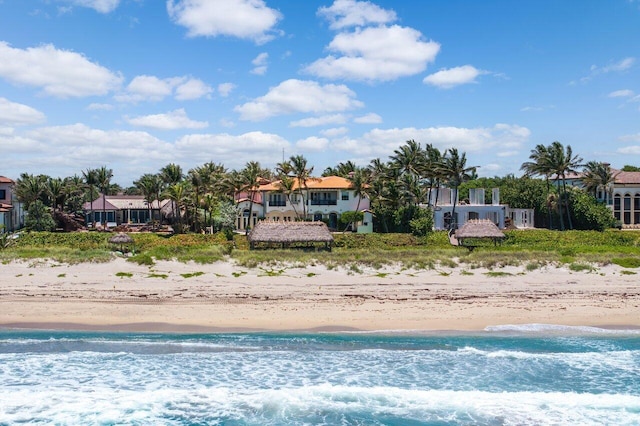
[568,262,595,272]
[568,190,617,231]
[25,201,56,232]
[611,257,640,268]
[409,208,434,237]
[333,233,421,249]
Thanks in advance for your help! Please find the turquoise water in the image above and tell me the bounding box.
[1,325,639,425]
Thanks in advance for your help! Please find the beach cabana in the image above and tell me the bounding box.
[452,219,506,251]
[248,221,334,251]
[109,232,134,252]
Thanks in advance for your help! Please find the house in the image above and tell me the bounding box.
[235,175,371,232]
[429,187,534,230]
[82,195,171,228]
[0,176,25,233]
[557,168,640,228]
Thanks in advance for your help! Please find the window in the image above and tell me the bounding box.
[0,189,5,200]
[341,191,349,201]
[269,193,286,207]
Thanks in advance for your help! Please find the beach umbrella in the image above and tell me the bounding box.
[109,232,133,252]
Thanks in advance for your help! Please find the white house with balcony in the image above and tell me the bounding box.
[429,187,534,230]
[236,176,371,232]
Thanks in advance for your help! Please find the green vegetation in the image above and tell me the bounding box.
[115,272,133,278]
[1,230,639,273]
[180,271,205,278]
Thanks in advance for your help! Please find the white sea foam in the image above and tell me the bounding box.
[1,385,639,425]
[485,323,640,335]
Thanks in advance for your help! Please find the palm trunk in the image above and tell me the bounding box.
[555,178,565,231]
[562,176,573,230]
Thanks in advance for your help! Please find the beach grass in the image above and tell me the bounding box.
[2,230,640,271]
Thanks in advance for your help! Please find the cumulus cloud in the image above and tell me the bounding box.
[58,0,120,13]
[167,0,282,44]
[320,127,349,137]
[125,109,209,130]
[289,114,347,128]
[115,75,212,102]
[317,0,397,30]
[304,25,440,82]
[296,136,330,151]
[423,65,486,88]
[218,82,236,97]
[353,112,382,124]
[174,131,290,167]
[251,52,269,75]
[86,103,114,111]
[0,42,122,98]
[619,133,640,143]
[617,146,640,155]
[0,98,46,126]
[234,79,363,121]
[330,123,530,157]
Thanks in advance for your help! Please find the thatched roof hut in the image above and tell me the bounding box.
[109,232,134,252]
[248,221,334,250]
[453,219,505,249]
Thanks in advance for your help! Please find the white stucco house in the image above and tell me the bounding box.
[235,175,371,232]
[429,187,534,230]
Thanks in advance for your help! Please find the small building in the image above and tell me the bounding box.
[0,176,24,232]
[430,187,534,230]
[247,221,334,250]
[83,195,171,228]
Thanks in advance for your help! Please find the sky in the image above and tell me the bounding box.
[1,0,639,186]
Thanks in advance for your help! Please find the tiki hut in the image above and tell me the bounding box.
[109,232,134,252]
[248,221,334,251]
[453,219,505,250]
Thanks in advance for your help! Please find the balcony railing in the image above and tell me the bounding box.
[268,201,287,207]
[309,200,337,205]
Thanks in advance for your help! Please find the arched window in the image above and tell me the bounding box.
[624,194,632,225]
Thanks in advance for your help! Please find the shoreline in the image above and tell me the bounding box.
[1,258,639,333]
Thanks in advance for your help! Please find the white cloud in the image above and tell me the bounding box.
[251,52,269,75]
[174,131,290,168]
[608,89,634,98]
[289,114,347,128]
[219,118,235,128]
[175,78,213,100]
[235,79,363,121]
[353,112,382,124]
[125,109,209,130]
[116,75,212,102]
[317,0,397,30]
[423,65,485,89]
[86,103,114,111]
[296,136,329,151]
[619,133,640,143]
[331,123,531,157]
[575,57,636,84]
[304,25,440,82]
[497,150,519,157]
[58,0,120,13]
[320,127,349,137]
[482,163,502,172]
[0,98,46,126]
[167,0,282,44]
[617,146,640,155]
[218,82,236,97]
[0,42,123,98]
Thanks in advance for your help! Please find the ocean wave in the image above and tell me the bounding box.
[485,323,640,335]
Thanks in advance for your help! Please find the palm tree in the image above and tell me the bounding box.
[95,166,113,228]
[46,177,65,212]
[422,144,444,208]
[289,155,314,220]
[82,168,99,227]
[187,168,204,232]
[521,144,554,229]
[159,163,183,223]
[391,139,424,178]
[344,167,370,231]
[135,173,163,229]
[582,161,615,203]
[14,173,46,209]
[163,181,188,232]
[548,141,582,230]
[63,175,86,213]
[442,148,476,230]
[276,174,300,220]
[240,161,263,233]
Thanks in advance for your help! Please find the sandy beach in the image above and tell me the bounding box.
[1,258,638,332]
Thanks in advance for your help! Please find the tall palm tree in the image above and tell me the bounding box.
[14,173,46,209]
[422,144,444,208]
[582,161,615,203]
[135,173,163,229]
[344,167,371,231]
[95,166,113,228]
[548,141,582,230]
[442,148,476,230]
[391,140,424,178]
[82,168,99,227]
[188,168,204,232]
[46,177,65,212]
[276,174,300,220]
[240,161,263,233]
[163,181,188,232]
[159,163,183,223]
[521,144,554,229]
[289,155,314,220]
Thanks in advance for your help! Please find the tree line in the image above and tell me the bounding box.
[11,140,623,233]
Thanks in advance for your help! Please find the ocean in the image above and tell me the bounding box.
[1,325,639,425]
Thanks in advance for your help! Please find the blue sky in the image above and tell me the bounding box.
[1,0,639,185]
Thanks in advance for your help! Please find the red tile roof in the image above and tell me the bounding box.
[0,176,14,183]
